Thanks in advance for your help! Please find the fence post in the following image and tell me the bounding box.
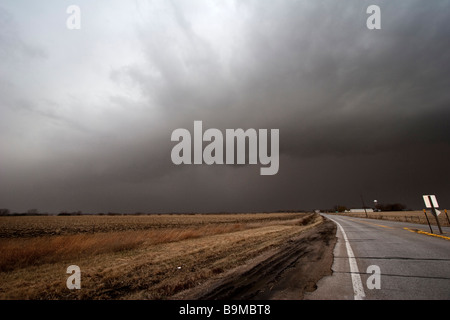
[445,209,450,226]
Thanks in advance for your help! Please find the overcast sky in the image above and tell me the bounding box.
[1,0,449,213]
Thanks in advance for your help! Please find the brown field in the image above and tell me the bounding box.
[0,212,324,300]
[330,210,450,227]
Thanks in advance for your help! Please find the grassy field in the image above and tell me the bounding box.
[0,212,322,299]
[331,210,450,227]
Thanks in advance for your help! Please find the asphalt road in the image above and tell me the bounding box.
[305,214,450,300]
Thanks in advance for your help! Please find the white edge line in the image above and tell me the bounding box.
[328,217,366,300]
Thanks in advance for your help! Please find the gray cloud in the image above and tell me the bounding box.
[1,0,449,213]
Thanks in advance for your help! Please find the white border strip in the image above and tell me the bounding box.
[328,217,366,300]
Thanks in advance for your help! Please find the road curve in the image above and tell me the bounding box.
[305,214,450,300]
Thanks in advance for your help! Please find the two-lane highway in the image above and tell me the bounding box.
[305,214,450,300]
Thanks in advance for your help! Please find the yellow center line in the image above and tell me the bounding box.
[347,218,395,229]
[403,227,450,241]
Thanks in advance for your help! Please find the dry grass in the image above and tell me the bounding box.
[0,212,322,300]
[0,223,248,272]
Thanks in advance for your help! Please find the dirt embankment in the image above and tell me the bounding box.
[174,217,337,300]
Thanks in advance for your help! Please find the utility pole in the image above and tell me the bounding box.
[360,194,368,218]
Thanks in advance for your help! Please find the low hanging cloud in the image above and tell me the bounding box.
[0,0,449,213]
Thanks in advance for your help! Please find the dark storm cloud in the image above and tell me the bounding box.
[1,0,449,213]
[125,0,450,153]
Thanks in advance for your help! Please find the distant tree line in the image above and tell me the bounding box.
[0,208,51,216]
[57,211,83,216]
[330,202,407,212]
[0,204,409,216]
[333,205,349,213]
[375,203,407,211]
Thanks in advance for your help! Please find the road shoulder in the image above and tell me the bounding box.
[173,218,337,300]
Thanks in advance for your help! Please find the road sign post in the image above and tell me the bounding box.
[423,195,443,234]
[423,209,433,233]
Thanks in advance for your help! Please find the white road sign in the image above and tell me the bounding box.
[423,195,439,208]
